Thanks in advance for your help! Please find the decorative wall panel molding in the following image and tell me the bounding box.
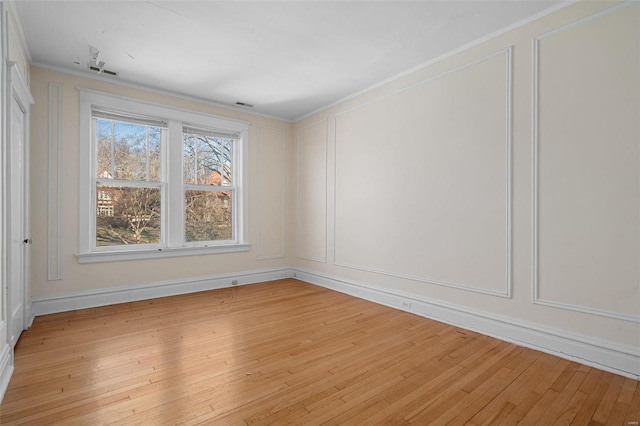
[334,48,512,297]
[47,82,62,281]
[532,1,640,323]
[257,125,287,260]
[296,119,328,262]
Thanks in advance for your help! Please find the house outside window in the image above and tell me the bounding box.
[77,89,249,263]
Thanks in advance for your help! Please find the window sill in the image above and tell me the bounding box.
[75,244,251,264]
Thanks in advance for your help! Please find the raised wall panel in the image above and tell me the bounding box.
[48,83,62,280]
[533,3,640,321]
[257,126,286,260]
[296,120,327,262]
[334,50,512,296]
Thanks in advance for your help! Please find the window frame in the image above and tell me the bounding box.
[182,125,238,246]
[91,114,167,252]
[77,89,250,263]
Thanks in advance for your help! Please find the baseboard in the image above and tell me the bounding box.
[0,343,14,403]
[31,267,294,317]
[25,300,34,329]
[26,265,640,379]
[293,267,640,380]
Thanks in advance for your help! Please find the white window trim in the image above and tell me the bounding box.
[77,88,250,263]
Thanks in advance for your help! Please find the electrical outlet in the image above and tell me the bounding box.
[231,280,238,286]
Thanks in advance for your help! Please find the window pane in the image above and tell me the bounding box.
[183,131,233,186]
[95,118,161,181]
[185,190,232,242]
[96,119,114,179]
[96,185,161,246]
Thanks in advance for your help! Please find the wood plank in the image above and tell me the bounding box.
[591,374,625,424]
[0,279,636,425]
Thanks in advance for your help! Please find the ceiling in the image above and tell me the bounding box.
[14,1,563,121]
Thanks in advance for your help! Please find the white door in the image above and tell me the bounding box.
[7,95,26,348]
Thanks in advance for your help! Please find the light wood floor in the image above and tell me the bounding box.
[1,279,638,425]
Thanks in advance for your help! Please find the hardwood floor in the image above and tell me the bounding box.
[1,279,638,425]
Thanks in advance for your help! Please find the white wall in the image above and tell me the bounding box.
[13,0,640,380]
[5,2,28,85]
[257,125,288,261]
[293,0,639,377]
[296,119,328,262]
[334,49,510,297]
[0,0,33,399]
[28,67,294,299]
[0,1,8,398]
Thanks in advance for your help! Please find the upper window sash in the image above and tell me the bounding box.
[182,130,235,187]
[93,115,164,183]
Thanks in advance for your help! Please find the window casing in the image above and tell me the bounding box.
[77,89,249,263]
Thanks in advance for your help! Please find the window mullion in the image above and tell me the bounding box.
[110,120,115,179]
[84,116,97,254]
[146,126,150,181]
[167,120,184,248]
[237,131,248,244]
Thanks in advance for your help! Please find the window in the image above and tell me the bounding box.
[94,112,164,247]
[78,90,249,263]
[183,126,235,242]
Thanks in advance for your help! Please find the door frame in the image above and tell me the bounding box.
[4,61,34,347]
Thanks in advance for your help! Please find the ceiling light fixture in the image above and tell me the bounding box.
[89,45,100,66]
[86,44,118,76]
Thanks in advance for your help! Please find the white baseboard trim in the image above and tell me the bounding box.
[26,266,640,379]
[293,267,640,380]
[25,300,34,329]
[31,267,294,317]
[0,343,14,404]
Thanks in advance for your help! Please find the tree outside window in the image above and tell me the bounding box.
[183,128,234,242]
[95,117,162,246]
[79,89,249,262]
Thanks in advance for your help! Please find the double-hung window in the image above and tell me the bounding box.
[183,126,235,243]
[93,110,165,247]
[78,89,249,263]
